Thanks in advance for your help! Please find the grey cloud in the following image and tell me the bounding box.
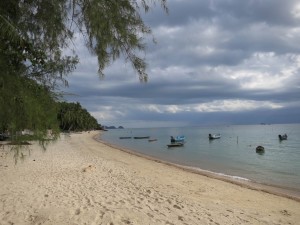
[62,0,300,127]
[215,0,299,27]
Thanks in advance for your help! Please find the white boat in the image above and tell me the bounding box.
[208,133,221,140]
[278,134,287,141]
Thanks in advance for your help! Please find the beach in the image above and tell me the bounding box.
[1,131,300,225]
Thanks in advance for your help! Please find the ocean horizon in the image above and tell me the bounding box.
[99,123,300,197]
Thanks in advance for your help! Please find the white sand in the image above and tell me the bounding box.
[0,131,299,225]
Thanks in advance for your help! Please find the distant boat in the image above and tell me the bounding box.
[278,134,287,141]
[119,137,132,139]
[133,136,150,139]
[148,138,157,142]
[167,142,184,148]
[0,133,9,141]
[209,133,221,140]
[170,135,185,143]
[256,145,265,153]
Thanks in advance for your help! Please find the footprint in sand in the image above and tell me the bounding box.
[75,208,80,215]
[280,210,291,216]
[173,204,181,209]
[82,165,96,172]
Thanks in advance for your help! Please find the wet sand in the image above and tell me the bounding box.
[0,131,299,224]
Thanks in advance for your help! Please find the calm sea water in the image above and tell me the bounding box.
[99,124,300,194]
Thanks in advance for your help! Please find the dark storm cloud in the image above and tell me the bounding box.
[143,0,214,26]
[145,0,300,67]
[215,0,299,27]
[63,0,300,127]
[144,0,300,27]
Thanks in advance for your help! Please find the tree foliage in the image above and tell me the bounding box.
[0,0,167,143]
[57,102,101,132]
[0,73,60,140]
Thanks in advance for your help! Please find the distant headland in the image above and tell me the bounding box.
[102,126,124,129]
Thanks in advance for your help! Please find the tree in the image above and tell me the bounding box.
[0,73,60,139]
[57,102,100,131]
[1,0,167,85]
[0,0,167,142]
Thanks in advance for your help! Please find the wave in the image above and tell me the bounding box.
[181,166,251,182]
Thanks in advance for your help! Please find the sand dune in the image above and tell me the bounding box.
[1,131,299,225]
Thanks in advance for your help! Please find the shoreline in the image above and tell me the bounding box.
[1,131,300,224]
[96,133,300,202]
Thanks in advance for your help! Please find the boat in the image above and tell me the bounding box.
[278,134,287,141]
[0,133,9,141]
[170,135,185,143]
[256,145,265,153]
[167,142,184,147]
[119,137,132,139]
[148,138,157,142]
[208,133,221,140]
[133,136,150,139]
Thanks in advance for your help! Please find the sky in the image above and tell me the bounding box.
[63,0,300,128]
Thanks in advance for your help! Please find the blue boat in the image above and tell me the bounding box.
[170,135,185,143]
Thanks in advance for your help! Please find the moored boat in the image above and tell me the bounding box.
[256,145,265,153]
[209,133,221,140]
[170,135,185,143]
[119,137,132,139]
[0,133,10,141]
[133,136,150,139]
[167,142,184,147]
[148,138,157,142]
[278,134,287,141]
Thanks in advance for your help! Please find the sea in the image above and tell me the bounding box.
[98,124,300,197]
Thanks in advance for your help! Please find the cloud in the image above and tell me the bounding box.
[62,0,300,128]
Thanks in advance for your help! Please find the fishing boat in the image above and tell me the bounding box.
[170,135,185,143]
[133,136,150,139]
[208,133,221,140]
[119,137,132,139]
[256,145,265,153]
[278,134,287,141]
[167,142,184,147]
[148,138,157,142]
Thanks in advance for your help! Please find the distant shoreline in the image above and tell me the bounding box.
[95,132,300,202]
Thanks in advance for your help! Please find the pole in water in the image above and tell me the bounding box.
[237,136,239,144]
